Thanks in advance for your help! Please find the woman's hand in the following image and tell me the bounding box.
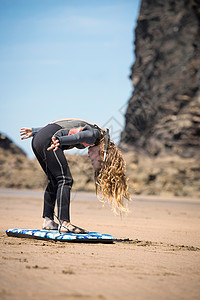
[20,128,33,140]
[47,137,60,151]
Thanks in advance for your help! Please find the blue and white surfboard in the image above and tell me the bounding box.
[6,228,114,243]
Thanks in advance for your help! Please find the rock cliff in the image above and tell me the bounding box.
[120,0,200,197]
[121,0,200,158]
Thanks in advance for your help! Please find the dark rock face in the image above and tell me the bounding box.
[0,132,47,189]
[121,0,200,158]
[0,133,26,156]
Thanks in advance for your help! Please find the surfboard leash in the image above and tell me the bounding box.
[101,128,110,172]
[53,213,69,233]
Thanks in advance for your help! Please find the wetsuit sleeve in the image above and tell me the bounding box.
[56,125,101,146]
[32,127,43,137]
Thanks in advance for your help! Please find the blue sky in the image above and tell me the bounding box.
[0,0,140,158]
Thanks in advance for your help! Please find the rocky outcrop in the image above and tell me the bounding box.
[0,133,26,156]
[121,0,200,158]
[0,133,95,191]
[0,132,46,189]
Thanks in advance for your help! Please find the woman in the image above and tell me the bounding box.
[20,118,130,234]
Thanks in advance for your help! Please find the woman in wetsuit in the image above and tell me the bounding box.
[20,118,130,233]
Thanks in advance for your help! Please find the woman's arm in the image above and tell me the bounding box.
[56,125,100,146]
[32,127,43,136]
[48,125,101,151]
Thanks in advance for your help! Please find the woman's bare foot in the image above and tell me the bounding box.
[42,217,58,230]
[59,221,88,234]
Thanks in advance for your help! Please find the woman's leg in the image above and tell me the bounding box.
[31,123,73,222]
[44,148,88,233]
[45,147,73,222]
[31,143,57,220]
[43,175,57,220]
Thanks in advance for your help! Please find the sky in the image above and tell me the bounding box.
[0,0,140,158]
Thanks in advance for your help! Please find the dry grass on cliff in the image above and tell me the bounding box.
[0,148,95,192]
[0,147,200,198]
[0,148,46,189]
[124,152,200,198]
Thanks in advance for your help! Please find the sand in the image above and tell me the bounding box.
[0,189,200,300]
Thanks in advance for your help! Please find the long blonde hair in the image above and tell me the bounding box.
[95,134,131,214]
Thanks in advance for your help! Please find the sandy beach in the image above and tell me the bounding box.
[0,189,200,300]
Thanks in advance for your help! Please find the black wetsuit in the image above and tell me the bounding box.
[31,119,101,222]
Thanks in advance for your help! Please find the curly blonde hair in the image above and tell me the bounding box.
[95,135,131,214]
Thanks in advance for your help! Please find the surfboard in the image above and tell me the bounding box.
[6,228,114,243]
